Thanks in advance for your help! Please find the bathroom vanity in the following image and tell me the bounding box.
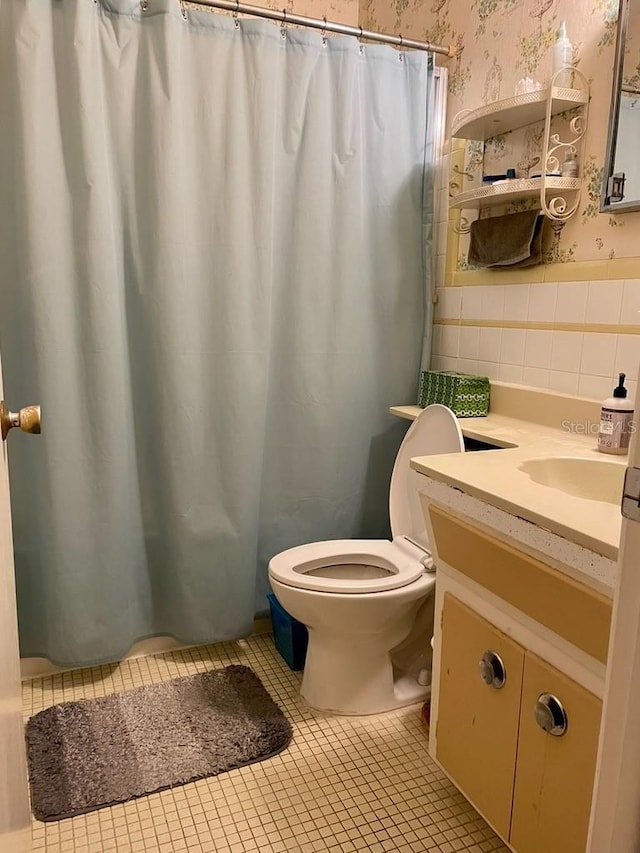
[394,382,624,853]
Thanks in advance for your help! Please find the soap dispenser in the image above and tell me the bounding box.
[598,373,635,455]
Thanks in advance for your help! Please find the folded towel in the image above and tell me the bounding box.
[468,210,544,268]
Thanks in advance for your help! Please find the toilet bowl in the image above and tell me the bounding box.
[268,404,464,715]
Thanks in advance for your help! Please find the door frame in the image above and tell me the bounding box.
[0,356,32,852]
[588,366,640,852]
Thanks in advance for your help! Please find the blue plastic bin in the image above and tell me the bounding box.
[267,593,308,671]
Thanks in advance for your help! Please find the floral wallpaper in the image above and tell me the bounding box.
[262,0,359,23]
[200,0,358,26]
[360,0,640,265]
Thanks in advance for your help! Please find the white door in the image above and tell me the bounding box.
[0,352,34,852]
[588,366,640,852]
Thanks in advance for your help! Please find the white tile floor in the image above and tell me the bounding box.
[24,634,508,853]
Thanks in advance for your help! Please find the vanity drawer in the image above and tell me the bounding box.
[428,504,612,664]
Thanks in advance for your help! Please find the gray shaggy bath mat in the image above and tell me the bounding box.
[26,664,292,821]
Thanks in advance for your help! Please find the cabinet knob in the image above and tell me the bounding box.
[479,650,506,689]
[534,693,568,737]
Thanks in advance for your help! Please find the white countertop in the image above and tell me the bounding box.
[393,392,625,561]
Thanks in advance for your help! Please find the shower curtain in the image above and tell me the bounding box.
[0,0,434,666]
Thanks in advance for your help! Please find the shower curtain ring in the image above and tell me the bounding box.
[180,0,188,20]
[140,0,148,11]
[233,0,240,29]
[398,33,404,60]
[358,24,364,54]
[280,8,287,39]
[321,16,327,47]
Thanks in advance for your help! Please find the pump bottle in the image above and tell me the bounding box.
[552,22,573,88]
[598,373,635,455]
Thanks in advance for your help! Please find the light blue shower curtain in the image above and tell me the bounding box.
[0,0,434,665]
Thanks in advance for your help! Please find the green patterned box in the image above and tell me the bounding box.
[417,370,490,418]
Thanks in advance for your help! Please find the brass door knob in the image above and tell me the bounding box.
[0,401,41,441]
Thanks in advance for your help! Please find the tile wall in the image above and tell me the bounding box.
[432,279,640,401]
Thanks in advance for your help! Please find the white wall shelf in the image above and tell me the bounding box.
[449,177,581,210]
[448,69,590,223]
[451,87,588,141]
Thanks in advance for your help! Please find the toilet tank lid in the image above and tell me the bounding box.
[389,404,464,548]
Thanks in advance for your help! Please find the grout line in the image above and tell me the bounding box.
[445,260,640,285]
[435,318,640,334]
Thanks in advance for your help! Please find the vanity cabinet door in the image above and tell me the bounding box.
[510,652,602,853]
[437,594,525,840]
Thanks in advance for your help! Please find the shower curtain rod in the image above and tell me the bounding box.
[183,0,457,57]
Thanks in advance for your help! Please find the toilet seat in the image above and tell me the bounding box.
[268,538,427,594]
[268,405,464,595]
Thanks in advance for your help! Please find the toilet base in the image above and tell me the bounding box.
[300,635,430,715]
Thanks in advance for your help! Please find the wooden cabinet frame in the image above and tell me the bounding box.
[437,594,601,853]
[424,505,608,852]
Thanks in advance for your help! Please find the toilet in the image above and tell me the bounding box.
[268,404,464,715]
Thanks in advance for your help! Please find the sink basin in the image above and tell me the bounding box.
[518,457,625,504]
